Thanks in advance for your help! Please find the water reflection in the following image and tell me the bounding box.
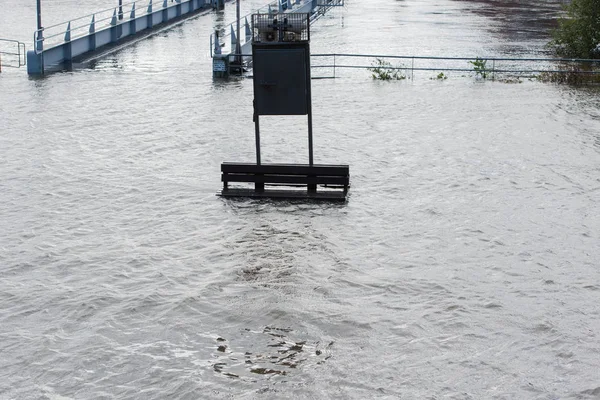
[458,0,564,49]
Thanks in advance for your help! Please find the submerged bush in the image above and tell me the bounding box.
[537,63,600,85]
[469,57,489,79]
[550,0,600,59]
[368,58,406,80]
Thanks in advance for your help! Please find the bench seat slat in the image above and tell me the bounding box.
[220,188,347,201]
[222,173,348,185]
[221,162,349,176]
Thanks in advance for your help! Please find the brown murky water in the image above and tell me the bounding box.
[1,0,600,398]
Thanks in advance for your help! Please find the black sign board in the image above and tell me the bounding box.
[253,43,310,115]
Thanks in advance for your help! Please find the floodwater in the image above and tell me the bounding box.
[1,0,600,399]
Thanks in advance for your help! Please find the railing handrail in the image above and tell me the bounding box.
[311,53,600,64]
[42,0,141,31]
[223,52,600,64]
[0,38,27,68]
[33,0,202,53]
[221,52,600,79]
[36,12,115,43]
[0,38,24,45]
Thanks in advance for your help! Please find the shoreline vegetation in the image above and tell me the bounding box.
[368,0,600,85]
[550,0,600,59]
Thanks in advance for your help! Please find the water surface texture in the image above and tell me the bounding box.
[1,0,600,399]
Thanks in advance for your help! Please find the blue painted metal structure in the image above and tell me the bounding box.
[27,0,219,75]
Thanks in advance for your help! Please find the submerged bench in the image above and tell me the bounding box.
[219,162,349,201]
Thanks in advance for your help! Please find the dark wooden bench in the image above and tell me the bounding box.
[220,162,349,200]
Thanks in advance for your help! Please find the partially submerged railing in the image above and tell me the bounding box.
[310,53,600,81]
[217,52,600,82]
[0,38,26,70]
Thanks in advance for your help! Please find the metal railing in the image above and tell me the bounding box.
[311,0,344,21]
[0,38,26,70]
[211,1,278,58]
[219,52,600,81]
[309,53,600,80]
[210,0,344,57]
[33,0,210,54]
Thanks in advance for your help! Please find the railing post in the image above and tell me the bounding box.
[230,25,236,55]
[245,17,252,42]
[333,54,336,78]
[130,3,137,34]
[147,0,154,28]
[89,15,97,51]
[63,22,72,68]
[162,0,168,23]
[110,9,119,42]
[21,43,26,67]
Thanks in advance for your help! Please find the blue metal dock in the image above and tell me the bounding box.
[27,0,221,75]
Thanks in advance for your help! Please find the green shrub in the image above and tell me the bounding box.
[368,58,406,80]
[469,57,488,79]
[550,0,600,59]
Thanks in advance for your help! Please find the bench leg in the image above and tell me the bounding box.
[255,174,264,192]
[308,174,317,193]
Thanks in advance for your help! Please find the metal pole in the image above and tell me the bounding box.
[36,0,42,31]
[306,47,314,166]
[235,0,241,64]
[253,102,264,192]
[36,0,43,51]
[253,101,261,165]
[118,0,123,20]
